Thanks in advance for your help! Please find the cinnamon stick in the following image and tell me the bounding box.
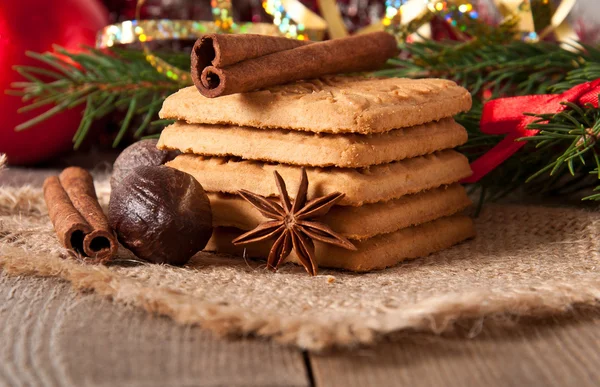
[43,167,118,263]
[192,32,398,98]
[191,34,310,87]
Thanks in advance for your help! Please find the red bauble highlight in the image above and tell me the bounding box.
[0,0,108,165]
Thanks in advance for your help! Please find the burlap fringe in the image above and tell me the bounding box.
[1,185,600,351]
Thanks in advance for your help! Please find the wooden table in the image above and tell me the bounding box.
[2,166,600,387]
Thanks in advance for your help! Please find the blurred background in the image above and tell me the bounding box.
[1,0,599,167]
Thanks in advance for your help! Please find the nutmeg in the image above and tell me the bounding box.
[111,139,179,191]
[108,165,212,265]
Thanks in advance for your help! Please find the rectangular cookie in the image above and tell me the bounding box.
[205,214,475,272]
[210,184,471,240]
[166,150,472,206]
[158,118,468,168]
[159,76,472,134]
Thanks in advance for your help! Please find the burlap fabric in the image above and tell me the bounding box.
[1,179,599,350]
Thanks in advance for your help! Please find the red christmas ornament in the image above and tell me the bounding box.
[0,0,108,165]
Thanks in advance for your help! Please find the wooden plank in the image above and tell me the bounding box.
[0,273,310,387]
[309,314,600,387]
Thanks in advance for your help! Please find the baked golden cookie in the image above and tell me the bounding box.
[158,118,468,167]
[166,150,472,206]
[159,76,472,134]
[209,184,471,240]
[206,214,475,272]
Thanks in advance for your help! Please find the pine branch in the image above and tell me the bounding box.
[467,102,600,201]
[522,103,600,199]
[551,44,600,92]
[377,17,600,201]
[8,46,183,149]
[377,39,589,99]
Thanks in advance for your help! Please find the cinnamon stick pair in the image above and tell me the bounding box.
[192,32,398,98]
[43,167,118,263]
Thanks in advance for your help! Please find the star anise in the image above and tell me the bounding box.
[232,167,356,276]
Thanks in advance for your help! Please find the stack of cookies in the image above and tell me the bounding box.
[157,76,475,272]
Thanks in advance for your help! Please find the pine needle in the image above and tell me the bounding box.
[375,21,600,201]
[9,46,183,146]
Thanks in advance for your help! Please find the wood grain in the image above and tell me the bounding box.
[309,314,600,387]
[0,273,309,387]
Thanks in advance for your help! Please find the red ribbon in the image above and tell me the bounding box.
[463,79,600,183]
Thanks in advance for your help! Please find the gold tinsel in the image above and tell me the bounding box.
[96,0,580,83]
